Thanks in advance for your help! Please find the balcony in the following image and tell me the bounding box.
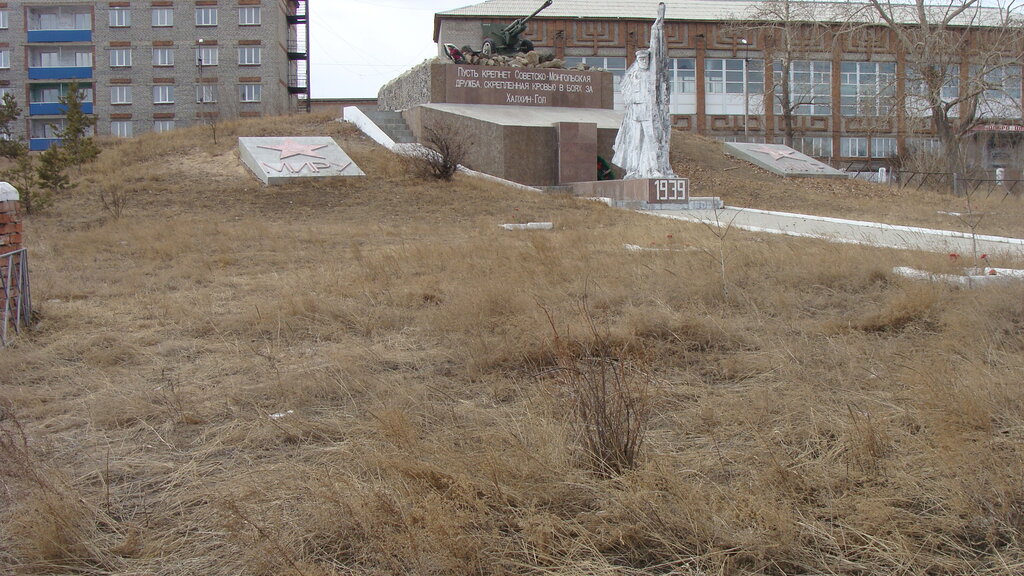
[29,138,60,151]
[29,102,93,116]
[27,7,92,43]
[27,29,92,43]
[28,66,92,80]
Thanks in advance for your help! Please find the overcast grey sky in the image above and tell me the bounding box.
[315,0,471,99]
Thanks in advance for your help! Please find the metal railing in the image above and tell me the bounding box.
[1,249,31,346]
[892,171,1023,196]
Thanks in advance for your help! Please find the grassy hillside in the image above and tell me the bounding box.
[1,114,1023,575]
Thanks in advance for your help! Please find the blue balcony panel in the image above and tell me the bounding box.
[27,30,92,43]
[29,102,94,115]
[29,138,61,151]
[28,67,92,80]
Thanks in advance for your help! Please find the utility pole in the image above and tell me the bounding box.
[196,38,216,143]
[740,38,749,141]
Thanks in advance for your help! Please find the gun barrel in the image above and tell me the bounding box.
[529,0,554,20]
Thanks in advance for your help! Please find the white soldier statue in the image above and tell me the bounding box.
[612,2,676,180]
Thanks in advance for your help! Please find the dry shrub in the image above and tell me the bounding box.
[416,123,470,181]
[0,408,119,573]
[854,282,943,332]
[542,303,653,477]
[553,355,652,477]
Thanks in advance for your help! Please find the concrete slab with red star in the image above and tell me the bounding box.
[238,137,365,185]
[723,142,845,178]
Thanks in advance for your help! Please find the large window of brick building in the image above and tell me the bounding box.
[774,60,832,116]
[840,61,896,117]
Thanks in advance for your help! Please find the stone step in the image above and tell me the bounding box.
[363,110,417,145]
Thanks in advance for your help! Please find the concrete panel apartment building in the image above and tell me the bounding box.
[435,0,1024,175]
[0,0,309,150]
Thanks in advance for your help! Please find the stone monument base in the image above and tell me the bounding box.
[571,178,722,210]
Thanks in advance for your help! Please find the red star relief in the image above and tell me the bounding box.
[750,145,798,161]
[257,139,329,160]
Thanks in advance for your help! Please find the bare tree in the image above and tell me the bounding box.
[731,0,839,147]
[865,0,1024,187]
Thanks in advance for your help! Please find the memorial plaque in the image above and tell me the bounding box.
[724,142,846,178]
[444,64,607,108]
[238,137,365,185]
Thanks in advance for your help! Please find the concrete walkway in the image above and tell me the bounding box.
[643,207,1024,258]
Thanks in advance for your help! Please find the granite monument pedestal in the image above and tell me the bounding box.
[571,177,722,210]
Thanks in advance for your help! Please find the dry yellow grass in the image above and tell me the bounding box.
[2,113,1024,575]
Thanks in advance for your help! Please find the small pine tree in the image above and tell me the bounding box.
[0,92,26,160]
[56,81,99,168]
[36,144,69,210]
[4,152,41,213]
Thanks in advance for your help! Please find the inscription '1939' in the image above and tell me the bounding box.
[649,179,689,202]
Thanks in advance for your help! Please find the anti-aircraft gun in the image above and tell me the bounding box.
[479,0,553,56]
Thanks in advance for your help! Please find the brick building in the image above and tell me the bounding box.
[434,0,1024,173]
[0,0,309,150]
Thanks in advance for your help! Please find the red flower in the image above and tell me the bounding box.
[980,254,988,260]
[949,253,960,261]
[989,269,998,275]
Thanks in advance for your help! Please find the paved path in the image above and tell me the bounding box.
[643,207,1024,258]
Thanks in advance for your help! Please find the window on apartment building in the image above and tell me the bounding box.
[238,46,261,66]
[32,119,66,138]
[111,120,133,138]
[153,48,174,66]
[33,9,91,30]
[154,120,175,133]
[109,7,130,27]
[196,85,217,103]
[669,59,696,94]
[195,8,218,26]
[240,83,262,102]
[153,85,174,104]
[110,48,132,67]
[0,51,9,69]
[152,8,173,27]
[774,60,832,115]
[196,46,219,66]
[31,85,61,103]
[706,58,764,94]
[840,61,896,116]
[0,11,8,29]
[239,7,261,26]
[110,86,132,104]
